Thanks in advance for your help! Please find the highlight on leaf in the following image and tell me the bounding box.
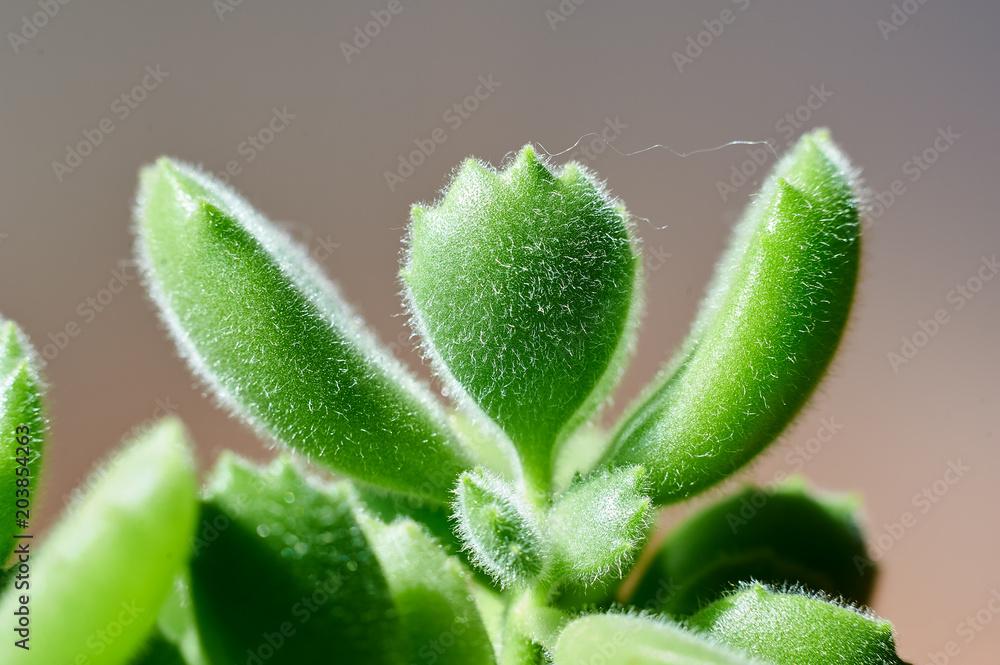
[134,157,474,503]
[604,129,862,504]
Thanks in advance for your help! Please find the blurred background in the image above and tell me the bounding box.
[1,1,998,661]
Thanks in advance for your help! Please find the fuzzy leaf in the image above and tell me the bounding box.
[0,417,197,665]
[547,466,653,586]
[135,158,473,503]
[629,478,875,616]
[359,514,497,665]
[688,583,904,665]
[0,318,46,565]
[454,468,547,587]
[553,613,760,665]
[605,130,861,503]
[403,146,641,492]
[189,454,406,665]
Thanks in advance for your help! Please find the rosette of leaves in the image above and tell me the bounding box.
[0,129,915,665]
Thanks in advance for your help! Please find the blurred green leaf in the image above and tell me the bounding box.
[127,630,187,665]
[403,146,641,492]
[629,478,875,615]
[0,417,197,665]
[547,466,653,587]
[135,158,473,503]
[359,513,496,665]
[189,454,405,665]
[605,130,861,503]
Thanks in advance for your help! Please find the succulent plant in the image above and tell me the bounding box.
[0,129,913,664]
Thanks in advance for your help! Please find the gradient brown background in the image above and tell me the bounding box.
[2,1,998,662]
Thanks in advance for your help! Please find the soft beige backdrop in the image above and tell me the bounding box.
[2,1,998,662]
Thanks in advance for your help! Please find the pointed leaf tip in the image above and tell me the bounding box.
[134,158,473,503]
[604,130,860,504]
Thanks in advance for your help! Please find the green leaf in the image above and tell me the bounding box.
[189,454,406,665]
[628,478,875,615]
[0,318,46,565]
[454,468,547,587]
[127,630,187,665]
[135,158,473,503]
[547,466,653,586]
[605,129,861,503]
[688,583,904,665]
[354,484,466,558]
[553,613,760,665]
[154,576,211,665]
[358,513,497,665]
[0,417,197,665]
[403,146,642,493]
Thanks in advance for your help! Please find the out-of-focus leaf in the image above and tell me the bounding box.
[359,513,496,665]
[629,478,875,615]
[0,417,197,665]
[553,613,760,664]
[189,454,405,665]
[0,317,46,565]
